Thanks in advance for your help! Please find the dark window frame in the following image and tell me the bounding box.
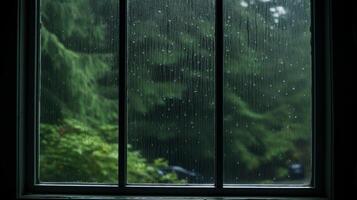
[16,0,333,198]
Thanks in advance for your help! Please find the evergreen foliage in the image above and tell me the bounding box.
[39,0,312,184]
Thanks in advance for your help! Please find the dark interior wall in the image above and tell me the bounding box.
[332,0,357,199]
[0,0,356,199]
[1,0,18,200]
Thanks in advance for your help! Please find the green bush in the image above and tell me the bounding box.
[40,118,184,183]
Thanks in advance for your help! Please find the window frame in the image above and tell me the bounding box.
[16,0,333,198]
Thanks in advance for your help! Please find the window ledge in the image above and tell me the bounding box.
[20,195,327,200]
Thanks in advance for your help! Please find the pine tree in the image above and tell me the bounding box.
[39,0,312,184]
[39,0,183,183]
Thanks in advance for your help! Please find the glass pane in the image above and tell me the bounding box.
[39,0,119,183]
[127,0,215,184]
[223,0,312,184]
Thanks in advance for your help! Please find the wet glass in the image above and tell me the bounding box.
[223,0,312,184]
[37,0,312,185]
[127,0,216,184]
[38,0,119,183]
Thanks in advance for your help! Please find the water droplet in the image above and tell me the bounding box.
[240,1,248,7]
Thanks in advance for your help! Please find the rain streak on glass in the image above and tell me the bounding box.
[127,0,215,184]
[223,0,312,184]
[39,0,119,183]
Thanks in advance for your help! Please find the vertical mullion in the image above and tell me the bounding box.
[26,0,40,188]
[35,0,41,185]
[119,0,127,187]
[215,0,223,188]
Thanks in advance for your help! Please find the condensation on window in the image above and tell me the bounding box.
[127,0,216,184]
[223,0,312,184]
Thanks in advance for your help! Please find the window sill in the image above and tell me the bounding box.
[20,195,327,200]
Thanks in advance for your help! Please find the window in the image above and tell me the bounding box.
[17,0,333,198]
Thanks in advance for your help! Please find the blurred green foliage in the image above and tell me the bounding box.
[39,0,311,184]
[40,119,183,183]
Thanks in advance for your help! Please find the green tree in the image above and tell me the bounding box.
[39,0,312,184]
[125,0,311,183]
[39,0,183,183]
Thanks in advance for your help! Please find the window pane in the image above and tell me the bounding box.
[39,0,119,183]
[127,0,215,184]
[223,0,312,184]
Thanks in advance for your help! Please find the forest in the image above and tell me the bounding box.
[39,0,311,184]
